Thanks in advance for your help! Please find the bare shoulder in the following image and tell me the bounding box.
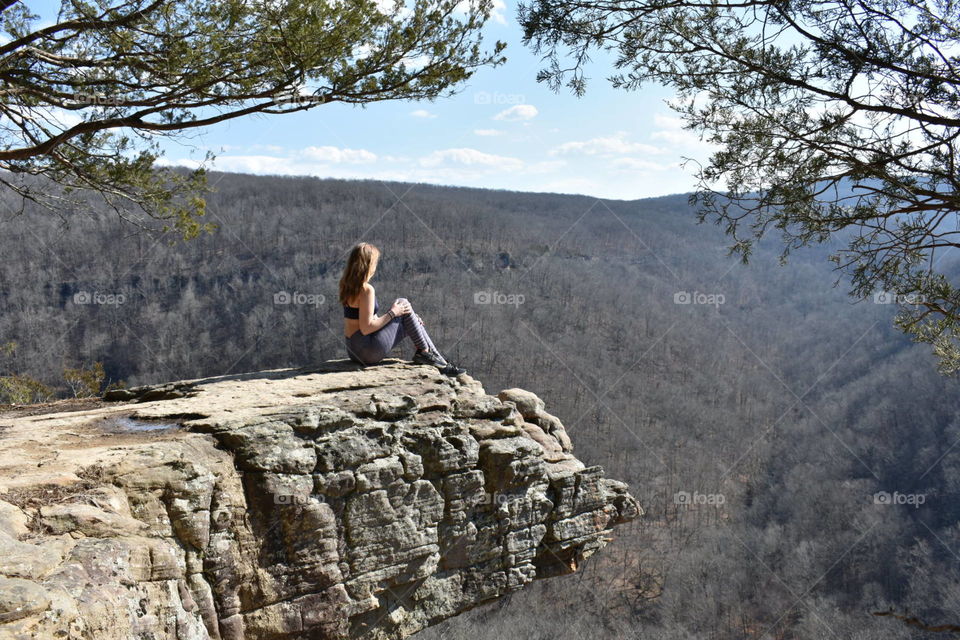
[359,283,375,305]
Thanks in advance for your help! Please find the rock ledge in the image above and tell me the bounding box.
[0,360,641,639]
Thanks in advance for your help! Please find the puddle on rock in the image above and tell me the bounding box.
[100,416,183,433]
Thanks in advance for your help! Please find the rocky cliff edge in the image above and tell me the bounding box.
[0,360,641,639]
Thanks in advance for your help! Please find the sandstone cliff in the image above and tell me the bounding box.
[0,360,641,639]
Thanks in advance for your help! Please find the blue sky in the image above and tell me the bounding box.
[34,0,712,200]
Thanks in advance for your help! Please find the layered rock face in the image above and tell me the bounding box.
[0,361,641,640]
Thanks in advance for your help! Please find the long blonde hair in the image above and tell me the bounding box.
[339,242,380,306]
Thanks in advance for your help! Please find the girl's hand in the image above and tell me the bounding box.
[390,299,411,316]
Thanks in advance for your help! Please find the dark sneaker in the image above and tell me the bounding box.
[440,362,466,376]
[413,349,447,367]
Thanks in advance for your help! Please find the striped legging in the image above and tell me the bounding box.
[345,298,438,365]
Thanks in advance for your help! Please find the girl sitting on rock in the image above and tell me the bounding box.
[339,242,465,376]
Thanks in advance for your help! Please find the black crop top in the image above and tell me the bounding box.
[343,299,379,319]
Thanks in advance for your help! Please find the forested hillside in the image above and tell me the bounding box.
[1,172,957,639]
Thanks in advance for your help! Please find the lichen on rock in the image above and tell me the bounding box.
[0,360,641,639]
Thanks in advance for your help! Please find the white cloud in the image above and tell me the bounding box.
[155,157,205,170]
[610,157,674,172]
[653,114,685,130]
[411,109,437,119]
[473,128,503,136]
[493,104,538,121]
[50,109,84,129]
[158,148,695,199]
[298,146,377,164]
[455,0,506,24]
[353,43,375,60]
[247,144,285,154]
[401,54,434,69]
[650,114,705,148]
[491,0,506,24]
[419,147,524,171]
[160,144,377,175]
[163,145,529,181]
[7,107,85,131]
[372,0,412,19]
[206,155,301,174]
[550,132,662,157]
[156,132,699,201]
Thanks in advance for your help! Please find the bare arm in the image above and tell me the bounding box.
[358,286,409,335]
